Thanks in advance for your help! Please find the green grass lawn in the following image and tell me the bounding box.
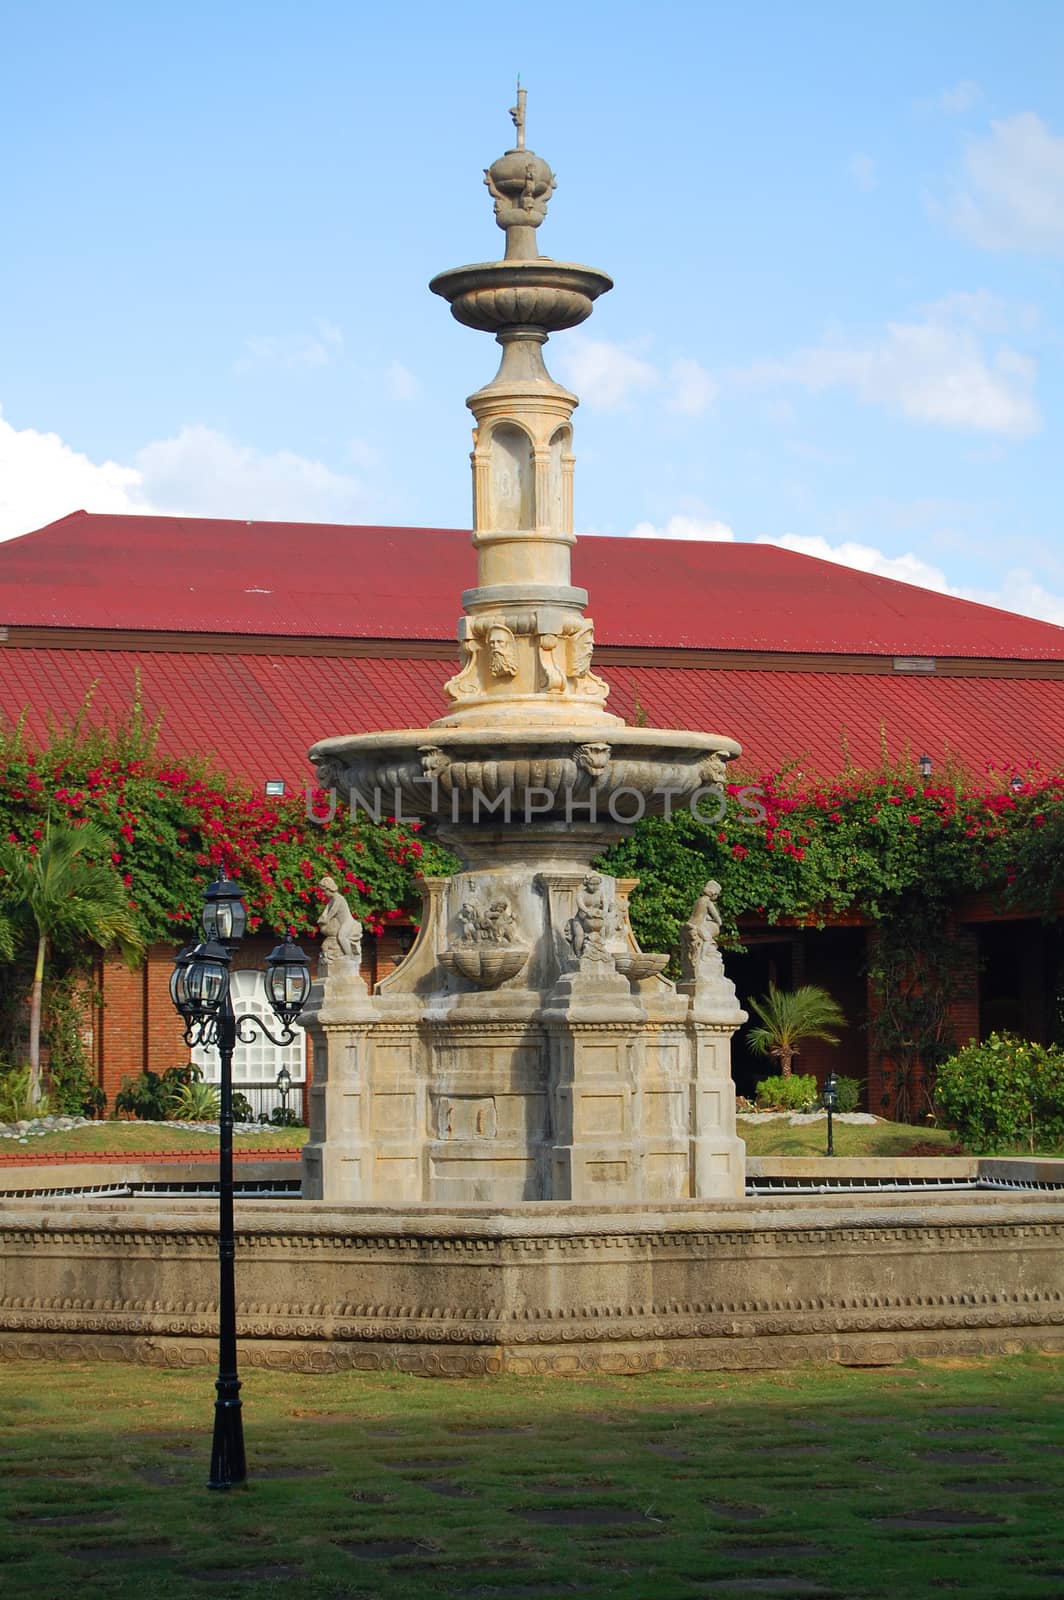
[10,1118,1059,1160]
[2,1354,1063,1599]
[738,1118,965,1158]
[2,1122,309,1155]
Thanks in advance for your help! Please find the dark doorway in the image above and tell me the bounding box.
[978,920,1061,1044]
[729,939,794,1101]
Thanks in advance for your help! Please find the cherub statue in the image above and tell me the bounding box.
[484,898,517,944]
[567,872,609,960]
[681,879,722,977]
[317,875,362,966]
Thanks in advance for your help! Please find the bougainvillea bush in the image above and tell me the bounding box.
[0,696,454,1110]
[603,760,1060,954]
[0,701,452,946]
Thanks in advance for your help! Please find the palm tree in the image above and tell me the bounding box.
[0,822,144,1104]
[746,983,846,1079]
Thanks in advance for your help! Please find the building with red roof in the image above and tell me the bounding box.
[2,509,1062,1115]
[3,510,1064,788]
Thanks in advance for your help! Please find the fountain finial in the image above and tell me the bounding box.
[484,83,556,260]
[510,77,526,150]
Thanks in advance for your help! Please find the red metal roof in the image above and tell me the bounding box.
[2,645,1062,784]
[4,510,1064,660]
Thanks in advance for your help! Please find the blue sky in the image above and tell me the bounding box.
[2,0,1063,623]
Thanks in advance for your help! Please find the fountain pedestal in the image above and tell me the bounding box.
[301,94,747,1207]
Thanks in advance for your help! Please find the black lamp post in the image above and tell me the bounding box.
[822,1071,839,1157]
[171,871,310,1491]
[918,752,933,782]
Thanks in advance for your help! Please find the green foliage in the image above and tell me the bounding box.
[834,1074,863,1113]
[265,1105,303,1128]
[934,1031,1064,1153]
[114,1064,196,1120]
[0,1064,49,1122]
[0,820,144,964]
[231,1091,255,1123]
[40,969,103,1116]
[167,1076,221,1120]
[746,983,846,1078]
[754,1073,818,1111]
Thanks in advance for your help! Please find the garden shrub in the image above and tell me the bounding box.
[934,1031,1064,1152]
[263,1105,302,1128]
[755,1073,818,1111]
[114,1064,196,1120]
[834,1075,863,1113]
[231,1091,255,1123]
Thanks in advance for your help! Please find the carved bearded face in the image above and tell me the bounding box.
[486,625,518,679]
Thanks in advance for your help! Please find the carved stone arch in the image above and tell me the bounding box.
[489,421,535,530]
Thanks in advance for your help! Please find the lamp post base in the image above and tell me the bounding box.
[208,1382,247,1490]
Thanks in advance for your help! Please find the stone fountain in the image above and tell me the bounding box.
[301,92,748,1206]
[4,99,1063,1380]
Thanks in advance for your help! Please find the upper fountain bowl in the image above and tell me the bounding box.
[430,259,614,334]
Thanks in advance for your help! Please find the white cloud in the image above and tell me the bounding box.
[385,360,420,401]
[0,409,372,538]
[922,288,1038,335]
[968,569,1064,627]
[665,357,717,416]
[759,532,953,592]
[0,406,149,538]
[739,311,1040,437]
[557,336,659,410]
[135,426,367,521]
[616,513,1064,629]
[556,339,717,417]
[847,153,878,191]
[627,516,736,542]
[234,319,344,372]
[945,112,1064,255]
[934,80,981,115]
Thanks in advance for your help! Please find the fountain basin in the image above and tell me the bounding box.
[310,724,740,825]
[4,1188,1063,1375]
[429,259,614,332]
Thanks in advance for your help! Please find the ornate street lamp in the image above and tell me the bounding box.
[171,871,310,1491]
[822,1071,840,1158]
[918,753,933,782]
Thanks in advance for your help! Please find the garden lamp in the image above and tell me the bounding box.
[183,940,231,1017]
[822,1071,839,1157]
[276,1063,292,1113]
[918,753,933,781]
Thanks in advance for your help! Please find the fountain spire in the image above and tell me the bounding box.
[430,90,618,729]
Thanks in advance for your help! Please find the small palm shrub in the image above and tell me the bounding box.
[0,1064,50,1122]
[167,1076,222,1121]
[755,1074,818,1111]
[746,984,847,1078]
[231,1091,255,1123]
[935,1032,1064,1153]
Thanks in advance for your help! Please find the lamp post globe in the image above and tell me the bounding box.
[201,870,248,945]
